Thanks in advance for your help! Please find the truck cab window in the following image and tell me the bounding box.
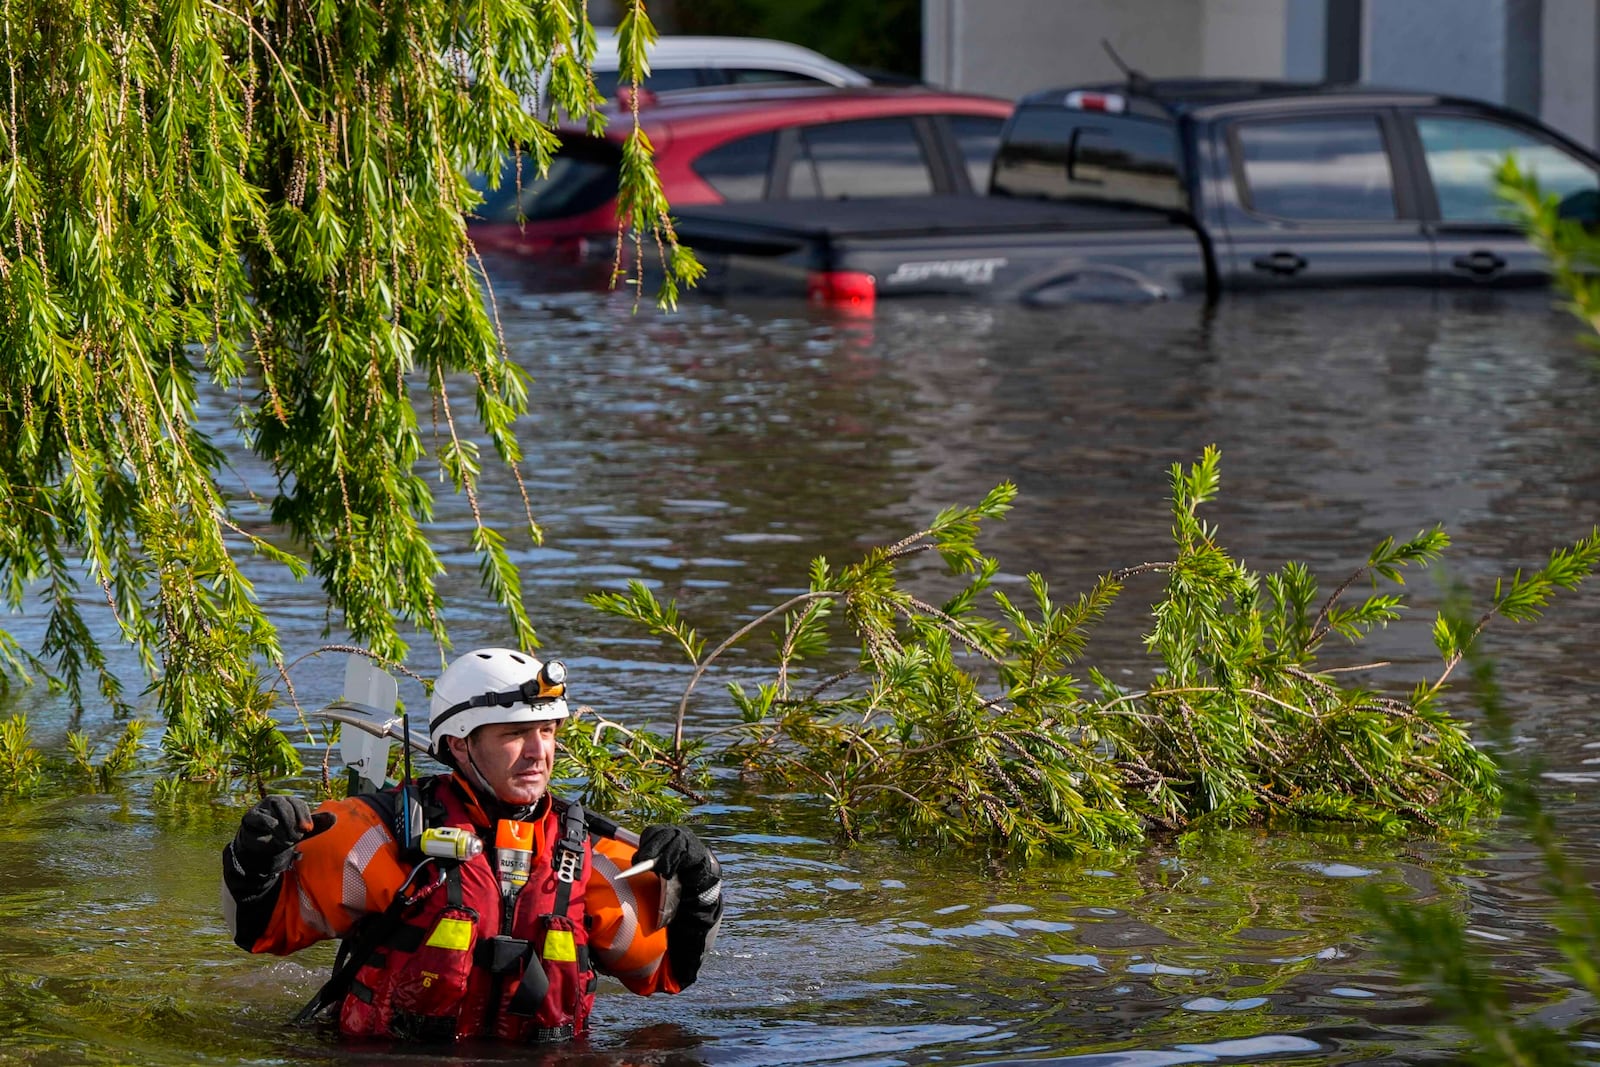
[692,132,776,201]
[1236,117,1396,221]
[1416,116,1600,223]
[1069,125,1183,209]
[991,107,1181,209]
[787,118,935,199]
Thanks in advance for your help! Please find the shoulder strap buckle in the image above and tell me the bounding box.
[553,799,587,886]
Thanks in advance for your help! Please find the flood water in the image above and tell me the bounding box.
[3,274,1600,1065]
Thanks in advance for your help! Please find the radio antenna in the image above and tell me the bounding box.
[1101,39,1151,93]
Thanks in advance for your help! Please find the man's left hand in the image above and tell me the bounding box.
[633,824,720,926]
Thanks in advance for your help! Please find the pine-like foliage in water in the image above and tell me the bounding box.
[590,448,1599,856]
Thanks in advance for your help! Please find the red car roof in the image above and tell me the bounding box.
[576,85,1013,147]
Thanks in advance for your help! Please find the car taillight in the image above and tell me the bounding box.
[806,270,876,315]
[1064,90,1127,114]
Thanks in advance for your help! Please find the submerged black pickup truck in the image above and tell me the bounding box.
[672,79,1600,307]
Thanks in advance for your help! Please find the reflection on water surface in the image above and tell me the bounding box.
[3,279,1600,1065]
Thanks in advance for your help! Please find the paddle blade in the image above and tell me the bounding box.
[340,656,399,791]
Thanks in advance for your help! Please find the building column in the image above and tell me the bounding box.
[1506,0,1544,116]
[1325,0,1362,81]
[1285,0,1360,82]
[1542,0,1600,147]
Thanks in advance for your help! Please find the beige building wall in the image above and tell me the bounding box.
[925,0,1599,150]
[1201,0,1291,77]
[924,0,1288,98]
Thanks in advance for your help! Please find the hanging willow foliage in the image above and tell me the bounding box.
[0,0,692,771]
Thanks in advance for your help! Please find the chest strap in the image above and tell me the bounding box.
[293,860,454,1025]
[552,799,587,916]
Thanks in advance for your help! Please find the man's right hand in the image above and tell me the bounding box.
[232,795,336,875]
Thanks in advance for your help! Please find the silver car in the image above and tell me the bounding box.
[588,33,872,98]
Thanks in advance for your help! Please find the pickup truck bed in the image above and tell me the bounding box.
[674,195,1209,305]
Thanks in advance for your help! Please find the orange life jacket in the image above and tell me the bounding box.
[336,776,597,1042]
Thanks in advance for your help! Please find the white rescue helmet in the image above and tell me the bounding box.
[429,647,570,755]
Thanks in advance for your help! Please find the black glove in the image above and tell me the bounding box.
[231,795,336,876]
[634,824,721,925]
[631,824,722,988]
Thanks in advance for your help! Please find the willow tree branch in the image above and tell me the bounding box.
[196,0,311,121]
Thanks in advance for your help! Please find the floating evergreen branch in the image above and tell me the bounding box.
[0,715,46,796]
[556,705,698,824]
[67,719,147,792]
[590,448,1598,856]
[1496,156,1600,340]
[0,713,146,796]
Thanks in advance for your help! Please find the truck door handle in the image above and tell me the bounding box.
[1252,251,1307,276]
[1451,250,1507,276]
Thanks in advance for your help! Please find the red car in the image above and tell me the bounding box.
[467,85,1013,261]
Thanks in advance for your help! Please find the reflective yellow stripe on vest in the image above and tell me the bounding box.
[425,917,473,951]
[543,929,577,962]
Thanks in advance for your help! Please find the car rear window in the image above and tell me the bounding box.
[470,138,622,223]
[692,132,776,201]
[992,105,1182,209]
[787,118,935,199]
[592,67,706,99]
[1415,115,1600,222]
[949,114,1004,192]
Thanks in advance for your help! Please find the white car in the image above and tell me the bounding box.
[588,33,872,99]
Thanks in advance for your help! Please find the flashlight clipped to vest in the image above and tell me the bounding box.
[420,826,483,862]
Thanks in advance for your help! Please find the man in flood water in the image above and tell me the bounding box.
[221,648,722,1043]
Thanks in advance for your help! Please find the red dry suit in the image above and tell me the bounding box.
[223,772,718,1042]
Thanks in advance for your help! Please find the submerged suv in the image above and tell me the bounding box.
[468,85,1012,260]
